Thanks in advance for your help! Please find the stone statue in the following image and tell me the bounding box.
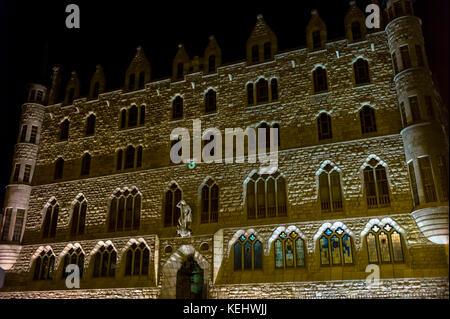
[176,200,192,237]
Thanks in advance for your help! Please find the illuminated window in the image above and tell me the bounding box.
[70,195,87,236]
[125,242,150,276]
[363,158,391,209]
[246,171,287,219]
[164,184,182,227]
[319,164,343,212]
[201,179,219,224]
[108,188,141,232]
[319,227,353,266]
[234,234,262,270]
[33,250,55,280]
[366,224,404,264]
[274,231,305,268]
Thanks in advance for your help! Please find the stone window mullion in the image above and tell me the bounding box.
[327,173,333,212]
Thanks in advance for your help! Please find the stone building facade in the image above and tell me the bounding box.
[0,0,448,299]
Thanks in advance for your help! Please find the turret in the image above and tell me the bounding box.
[0,83,47,269]
[385,0,449,247]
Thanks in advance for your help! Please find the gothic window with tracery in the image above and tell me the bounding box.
[125,242,150,276]
[274,231,305,268]
[319,164,343,212]
[363,158,391,209]
[366,224,404,264]
[108,188,141,232]
[61,247,85,279]
[33,250,55,280]
[319,227,353,266]
[93,245,116,278]
[164,184,182,227]
[233,234,262,271]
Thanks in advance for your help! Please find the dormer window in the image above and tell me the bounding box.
[351,21,362,41]
[177,63,184,79]
[129,74,135,91]
[208,55,216,73]
[138,72,145,89]
[251,45,259,62]
[312,31,321,49]
[264,42,271,60]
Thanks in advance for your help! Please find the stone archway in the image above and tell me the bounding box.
[160,245,211,299]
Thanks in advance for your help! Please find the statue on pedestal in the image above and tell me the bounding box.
[176,200,192,237]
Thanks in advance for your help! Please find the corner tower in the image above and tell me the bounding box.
[385,0,449,247]
[0,83,47,270]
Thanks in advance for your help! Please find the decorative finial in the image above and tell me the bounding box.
[178,43,183,48]
[209,35,215,41]
[311,9,318,15]
[349,0,356,6]
[257,14,264,20]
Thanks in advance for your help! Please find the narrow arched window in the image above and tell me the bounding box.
[274,231,305,268]
[251,45,259,62]
[139,105,145,125]
[351,21,362,41]
[108,188,141,232]
[354,59,370,85]
[136,146,143,168]
[270,78,278,101]
[264,42,271,60]
[177,62,184,79]
[318,164,343,212]
[68,88,75,105]
[124,145,135,169]
[116,149,123,171]
[129,73,135,91]
[128,105,138,127]
[257,122,270,149]
[272,123,280,147]
[317,113,332,140]
[409,96,421,123]
[42,199,59,238]
[208,55,216,73]
[256,79,269,104]
[246,171,287,219]
[54,157,64,180]
[415,45,424,67]
[312,30,321,49]
[400,45,411,70]
[93,82,100,99]
[360,105,377,134]
[233,234,262,271]
[319,227,353,266]
[205,89,217,113]
[71,195,87,236]
[164,184,182,227]
[363,158,391,208]
[125,242,150,276]
[80,153,91,176]
[247,83,254,105]
[60,119,70,141]
[62,247,84,279]
[93,245,116,277]
[313,67,328,93]
[33,250,55,280]
[418,156,437,203]
[138,72,145,89]
[200,179,219,224]
[120,109,127,129]
[86,114,96,136]
[366,224,404,264]
[172,96,183,119]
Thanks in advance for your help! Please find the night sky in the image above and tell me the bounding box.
[0,0,448,207]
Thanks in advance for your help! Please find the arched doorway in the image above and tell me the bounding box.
[176,256,204,299]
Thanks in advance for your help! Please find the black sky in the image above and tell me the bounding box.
[0,0,448,207]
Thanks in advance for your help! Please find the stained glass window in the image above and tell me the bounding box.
[274,240,283,268]
[319,228,353,266]
[234,234,263,271]
[274,231,306,269]
[365,224,404,264]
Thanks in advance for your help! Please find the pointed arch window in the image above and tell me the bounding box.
[200,179,219,224]
[246,171,287,219]
[62,247,85,279]
[42,199,59,238]
[125,242,150,276]
[354,58,370,85]
[139,105,145,125]
[319,227,353,266]
[70,195,87,236]
[313,67,328,93]
[205,89,217,113]
[120,109,127,129]
[33,250,55,280]
[138,72,145,89]
[351,21,362,41]
[360,105,377,134]
[129,73,135,91]
[60,119,70,141]
[108,188,141,232]
[54,157,64,180]
[274,231,305,268]
[251,45,259,62]
[93,245,116,277]
[86,114,96,136]
[319,164,343,212]
[233,234,262,270]
[363,158,391,209]
[270,78,278,101]
[256,79,269,104]
[164,184,182,227]
[80,153,91,176]
[173,96,183,119]
[365,224,404,264]
[317,113,332,140]
[312,30,321,49]
[128,105,138,127]
[124,145,135,169]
